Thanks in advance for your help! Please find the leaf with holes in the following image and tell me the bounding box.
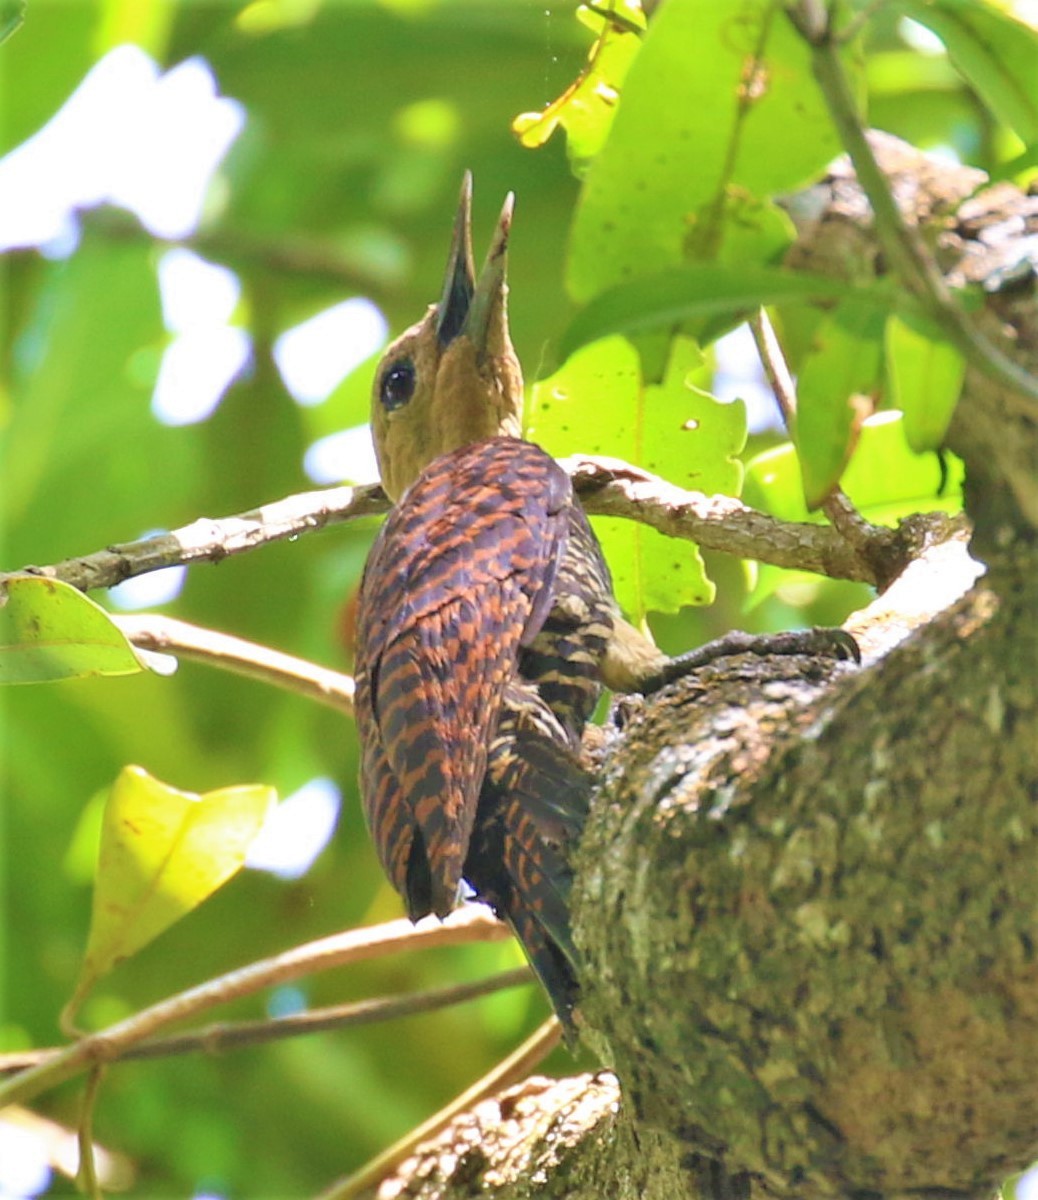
[529,335,743,620]
[567,0,847,302]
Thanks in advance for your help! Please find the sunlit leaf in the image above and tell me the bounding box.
[530,336,743,619]
[558,266,853,362]
[0,576,143,684]
[885,312,965,452]
[568,0,847,301]
[897,0,1038,144]
[795,298,885,510]
[513,1,644,176]
[64,766,275,1026]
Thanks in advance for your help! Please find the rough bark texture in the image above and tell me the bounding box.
[377,138,1038,1200]
[575,543,1036,1200]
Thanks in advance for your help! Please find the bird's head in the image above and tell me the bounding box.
[370,173,524,501]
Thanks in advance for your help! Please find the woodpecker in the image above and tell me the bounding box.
[353,176,857,1027]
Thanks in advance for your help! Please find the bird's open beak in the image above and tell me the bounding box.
[435,172,513,359]
[436,172,476,347]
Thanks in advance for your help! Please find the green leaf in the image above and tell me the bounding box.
[897,0,1038,144]
[795,298,886,510]
[0,576,143,684]
[0,0,25,45]
[744,412,964,605]
[885,313,966,452]
[567,0,846,301]
[746,412,964,525]
[64,766,275,1027]
[530,335,743,619]
[558,266,853,361]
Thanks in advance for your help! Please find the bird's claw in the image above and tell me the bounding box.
[642,625,861,694]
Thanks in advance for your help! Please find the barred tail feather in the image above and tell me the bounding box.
[466,697,593,1028]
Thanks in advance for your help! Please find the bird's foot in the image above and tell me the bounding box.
[641,626,860,695]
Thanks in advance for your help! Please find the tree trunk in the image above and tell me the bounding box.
[376,139,1038,1200]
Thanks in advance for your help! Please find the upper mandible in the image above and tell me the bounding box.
[370,173,525,502]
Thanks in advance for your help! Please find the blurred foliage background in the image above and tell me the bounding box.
[0,0,1032,1195]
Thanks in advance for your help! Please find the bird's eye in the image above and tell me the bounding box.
[380,360,416,412]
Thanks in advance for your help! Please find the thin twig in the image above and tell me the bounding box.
[0,907,508,1111]
[749,307,798,429]
[748,307,881,551]
[75,1068,104,1200]
[786,0,1038,407]
[114,614,355,714]
[317,1016,564,1200]
[0,969,532,1074]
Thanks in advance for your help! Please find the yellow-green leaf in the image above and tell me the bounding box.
[0,575,143,684]
[65,766,275,1025]
[885,312,966,452]
[512,2,644,175]
[747,412,963,523]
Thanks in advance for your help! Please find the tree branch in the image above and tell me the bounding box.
[0,967,532,1075]
[567,457,914,586]
[113,614,356,714]
[5,481,388,593]
[2,458,909,597]
[0,906,509,1110]
[748,307,885,560]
